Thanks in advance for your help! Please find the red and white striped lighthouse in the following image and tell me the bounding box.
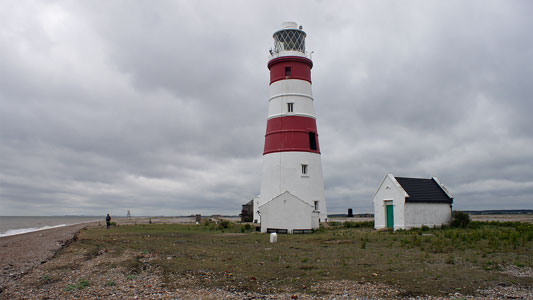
[255,22,327,228]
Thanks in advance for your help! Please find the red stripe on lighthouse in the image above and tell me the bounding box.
[263,116,320,155]
[268,56,313,85]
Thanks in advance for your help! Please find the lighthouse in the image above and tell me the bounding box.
[255,22,327,233]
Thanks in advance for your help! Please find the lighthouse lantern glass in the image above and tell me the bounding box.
[273,29,306,54]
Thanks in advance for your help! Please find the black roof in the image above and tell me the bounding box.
[394,177,453,203]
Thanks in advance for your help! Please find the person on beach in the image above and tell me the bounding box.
[106,214,111,229]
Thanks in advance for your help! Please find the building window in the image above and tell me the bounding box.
[285,67,292,77]
[287,102,294,112]
[314,201,319,211]
[308,132,317,150]
[301,164,308,175]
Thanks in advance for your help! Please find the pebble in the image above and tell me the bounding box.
[1,221,531,299]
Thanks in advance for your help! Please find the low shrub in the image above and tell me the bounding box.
[451,211,470,228]
[64,279,90,292]
[77,279,90,289]
[343,221,374,228]
[217,220,231,230]
[240,223,253,233]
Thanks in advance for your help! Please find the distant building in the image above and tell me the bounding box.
[372,174,453,230]
[240,200,254,222]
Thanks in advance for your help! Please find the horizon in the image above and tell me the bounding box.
[2,208,533,218]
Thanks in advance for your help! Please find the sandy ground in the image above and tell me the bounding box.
[1,215,531,299]
[0,216,217,292]
[470,214,533,223]
[0,222,98,292]
[115,216,204,225]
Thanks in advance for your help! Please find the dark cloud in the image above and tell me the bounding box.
[1,1,532,216]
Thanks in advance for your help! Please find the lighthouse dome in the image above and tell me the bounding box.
[281,21,298,29]
[272,22,307,58]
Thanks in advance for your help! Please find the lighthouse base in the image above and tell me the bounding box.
[256,151,327,222]
[258,191,319,233]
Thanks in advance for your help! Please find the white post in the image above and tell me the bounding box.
[270,232,277,243]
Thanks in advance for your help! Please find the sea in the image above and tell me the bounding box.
[0,216,102,237]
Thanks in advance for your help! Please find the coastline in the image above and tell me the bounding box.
[0,220,101,238]
[0,221,99,291]
[0,216,102,237]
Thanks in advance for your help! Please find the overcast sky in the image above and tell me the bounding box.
[1,1,532,216]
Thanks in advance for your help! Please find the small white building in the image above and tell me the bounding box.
[372,174,453,230]
[258,191,319,233]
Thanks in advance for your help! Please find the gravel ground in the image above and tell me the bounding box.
[0,220,532,299]
[0,222,97,292]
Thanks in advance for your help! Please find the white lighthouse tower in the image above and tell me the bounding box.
[255,22,327,233]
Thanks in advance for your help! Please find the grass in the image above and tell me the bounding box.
[64,278,90,291]
[65,220,532,297]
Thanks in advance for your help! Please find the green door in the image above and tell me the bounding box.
[386,205,394,229]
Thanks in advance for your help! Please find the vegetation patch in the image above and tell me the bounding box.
[64,278,90,291]
[59,220,532,297]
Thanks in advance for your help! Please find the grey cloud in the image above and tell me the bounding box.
[1,1,532,216]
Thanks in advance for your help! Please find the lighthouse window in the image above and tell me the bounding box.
[309,132,317,150]
[287,102,294,112]
[285,67,292,77]
[274,29,306,53]
[301,164,308,175]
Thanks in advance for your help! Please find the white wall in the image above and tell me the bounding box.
[268,95,315,119]
[269,79,312,98]
[404,203,452,229]
[258,151,327,222]
[372,174,407,230]
[268,80,315,119]
[258,192,317,233]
